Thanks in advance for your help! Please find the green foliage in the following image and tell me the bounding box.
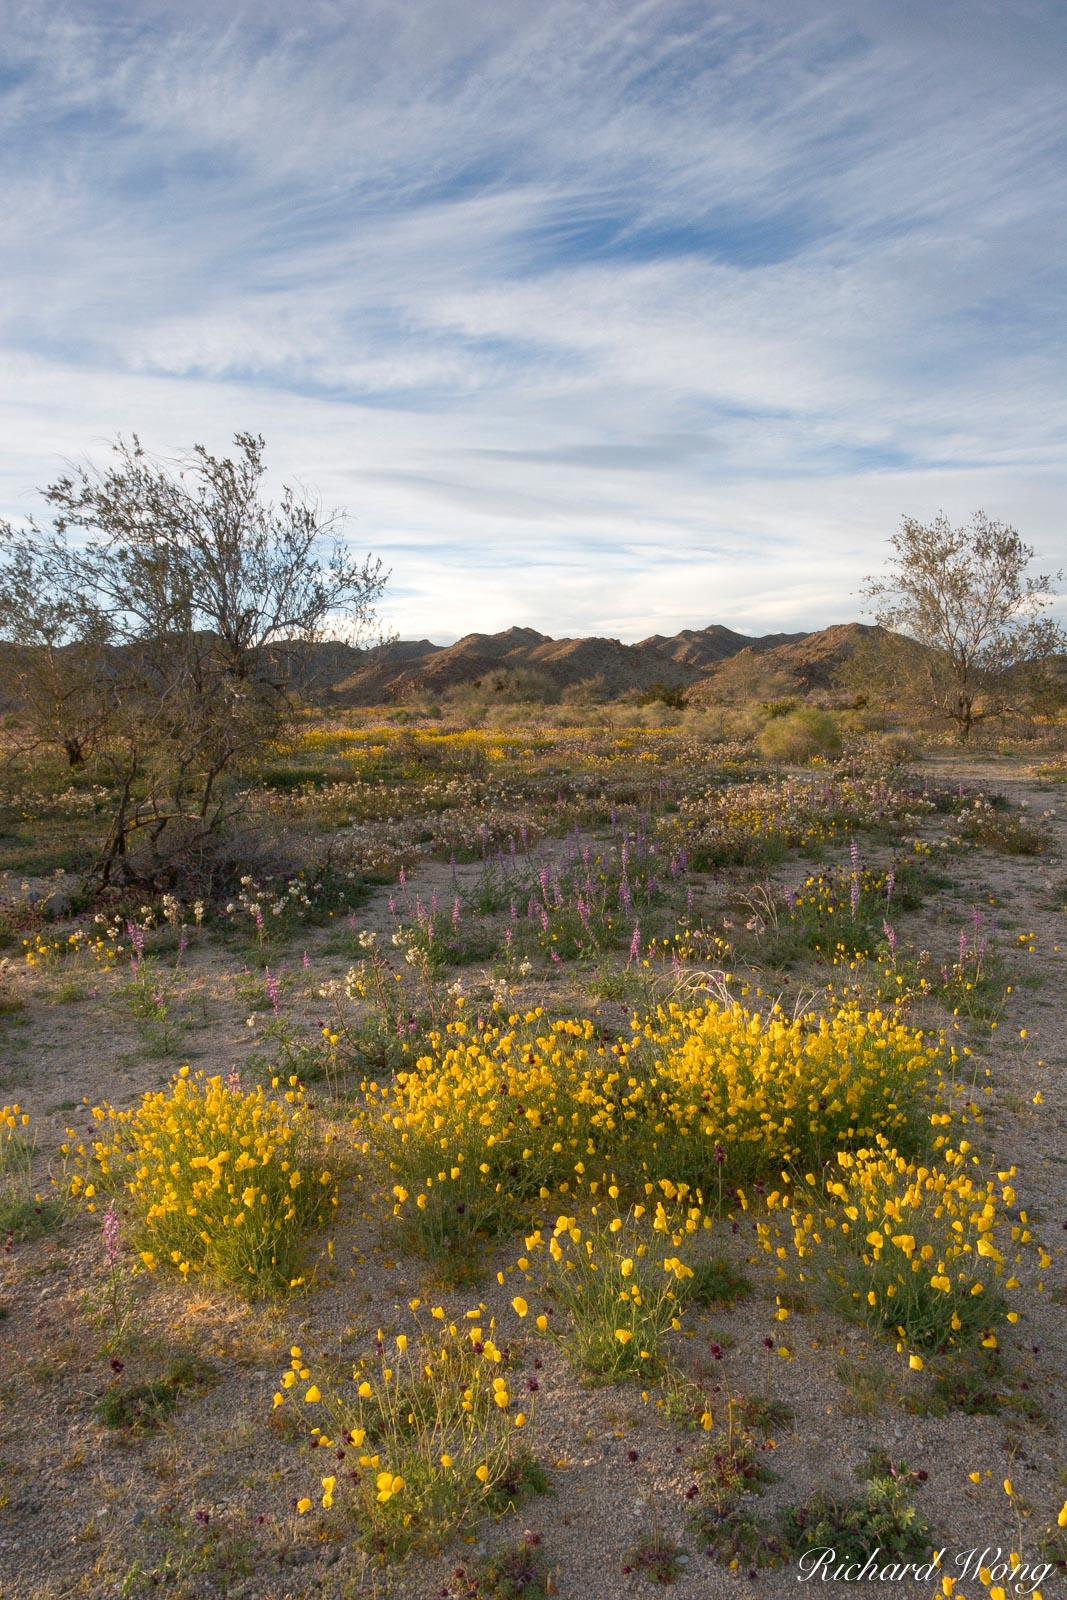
[757,707,842,763]
[94,1356,218,1431]
[471,1534,555,1599]
[681,1257,752,1308]
[622,1532,685,1583]
[778,1475,933,1565]
[636,682,688,709]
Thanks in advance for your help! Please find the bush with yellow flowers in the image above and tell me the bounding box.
[758,1137,1030,1354]
[0,1102,45,1237]
[66,1068,337,1292]
[365,1000,942,1262]
[276,1306,541,1554]
[520,1192,708,1383]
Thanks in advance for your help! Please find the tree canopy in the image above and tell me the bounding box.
[862,511,1064,738]
[0,432,388,884]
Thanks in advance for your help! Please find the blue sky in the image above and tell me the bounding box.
[1,0,1065,642]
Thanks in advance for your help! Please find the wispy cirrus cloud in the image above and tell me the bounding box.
[1,0,1064,641]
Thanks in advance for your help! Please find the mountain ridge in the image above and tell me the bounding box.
[321,621,882,704]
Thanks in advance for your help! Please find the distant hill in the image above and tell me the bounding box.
[319,621,885,704]
[0,622,888,711]
[635,624,809,671]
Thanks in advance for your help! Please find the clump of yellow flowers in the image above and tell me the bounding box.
[276,1304,539,1554]
[758,1136,1031,1354]
[364,999,943,1259]
[1,1102,33,1196]
[521,1191,707,1382]
[65,1067,337,1292]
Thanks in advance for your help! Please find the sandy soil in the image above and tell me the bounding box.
[0,760,1064,1600]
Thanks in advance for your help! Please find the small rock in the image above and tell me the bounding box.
[43,890,71,918]
[283,1548,316,1566]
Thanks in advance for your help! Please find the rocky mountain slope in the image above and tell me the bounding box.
[319,621,884,704]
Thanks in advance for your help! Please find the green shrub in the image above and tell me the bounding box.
[758,708,842,762]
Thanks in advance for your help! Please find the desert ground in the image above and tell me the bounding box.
[1,724,1066,1600]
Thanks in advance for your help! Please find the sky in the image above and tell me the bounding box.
[1,0,1065,644]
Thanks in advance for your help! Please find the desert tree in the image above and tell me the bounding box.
[0,432,387,884]
[861,510,1065,739]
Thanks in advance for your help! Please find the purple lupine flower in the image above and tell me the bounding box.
[452,896,461,929]
[883,921,896,957]
[227,1067,243,1095]
[850,839,860,875]
[504,926,513,951]
[628,924,641,964]
[255,907,265,935]
[784,889,796,913]
[959,930,967,963]
[102,1203,119,1267]
[265,970,281,1014]
[302,950,311,969]
[398,865,407,890]
[388,894,397,916]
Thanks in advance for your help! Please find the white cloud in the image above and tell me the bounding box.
[1,0,1064,642]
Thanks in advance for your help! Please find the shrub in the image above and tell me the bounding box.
[758,708,842,763]
[875,731,922,764]
[67,1068,337,1291]
[275,1309,542,1555]
[0,1103,60,1238]
[367,1001,941,1255]
[636,682,688,709]
[759,1138,1024,1355]
[528,1202,704,1384]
